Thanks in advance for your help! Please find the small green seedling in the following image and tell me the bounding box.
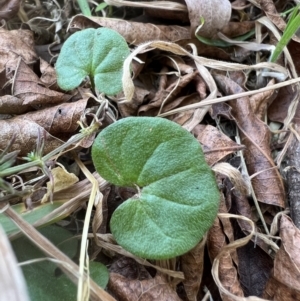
[92,117,220,259]
[55,28,130,95]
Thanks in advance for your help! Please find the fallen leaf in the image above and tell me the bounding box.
[0,118,63,156]
[213,72,285,207]
[23,99,88,135]
[0,95,32,115]
[193,124,245,166]
[184,0,231,38]
[0,28,37,71]
[262,215,300,300]
[208,196,244,299]
[221,21,256,37]
[268,84,300,125]
[249,78,277,120]
[237,239,273,297]
[181,237,206,301]
[108,273,182,301]
[69,15,190,45]
[138,71,199,116]
[12,59,71,107]
[39,58,58,88]
[109,257,151,280]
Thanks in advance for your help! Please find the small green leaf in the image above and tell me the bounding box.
[92,117,220,259]
[55,28,130,95]
[13,225,109,301]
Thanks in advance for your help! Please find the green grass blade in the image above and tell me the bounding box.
[271,5,300,62]
[77,0,92,16]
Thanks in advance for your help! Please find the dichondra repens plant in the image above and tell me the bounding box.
[92,117,220,259]
[55,27,130,95]
[55,28,220,259]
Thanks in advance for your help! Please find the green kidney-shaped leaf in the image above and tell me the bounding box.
[55,28,130,95]
[92,117,220,259]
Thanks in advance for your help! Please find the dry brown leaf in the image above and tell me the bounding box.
[0,118,63,156]
[109,257,151,281]
[231,192,273,254]
[23,99,88,135]
[0,95,32,115]
[164,93,201,125]
[108,272,182,301]
[208,196,244,300]
[138,71,198,116]
[0,0,21,20]
[257,0,286,31]
[249,78,277,120]
[221,21,256,38]
[184,0,231,38]
[69,15,190,45]
[12,59,71,107]
[262,215,300,300]
[213,73,285,208]
[268,84,300,124]
[237,239,273,298]
[118,86,150,117]
[181,237,206,301]
[193,124,245,166]
[0,28,37,71]
[39,58,58,88]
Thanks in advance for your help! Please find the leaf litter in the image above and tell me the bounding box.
[1,0,300,300]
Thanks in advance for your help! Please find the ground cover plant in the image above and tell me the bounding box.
[1,0,300,301]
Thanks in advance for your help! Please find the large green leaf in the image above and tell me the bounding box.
[92,117,220,259]
[13,225,109,301]
[55,28,130,95]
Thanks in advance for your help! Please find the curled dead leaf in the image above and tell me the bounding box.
[69,15,190,45]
